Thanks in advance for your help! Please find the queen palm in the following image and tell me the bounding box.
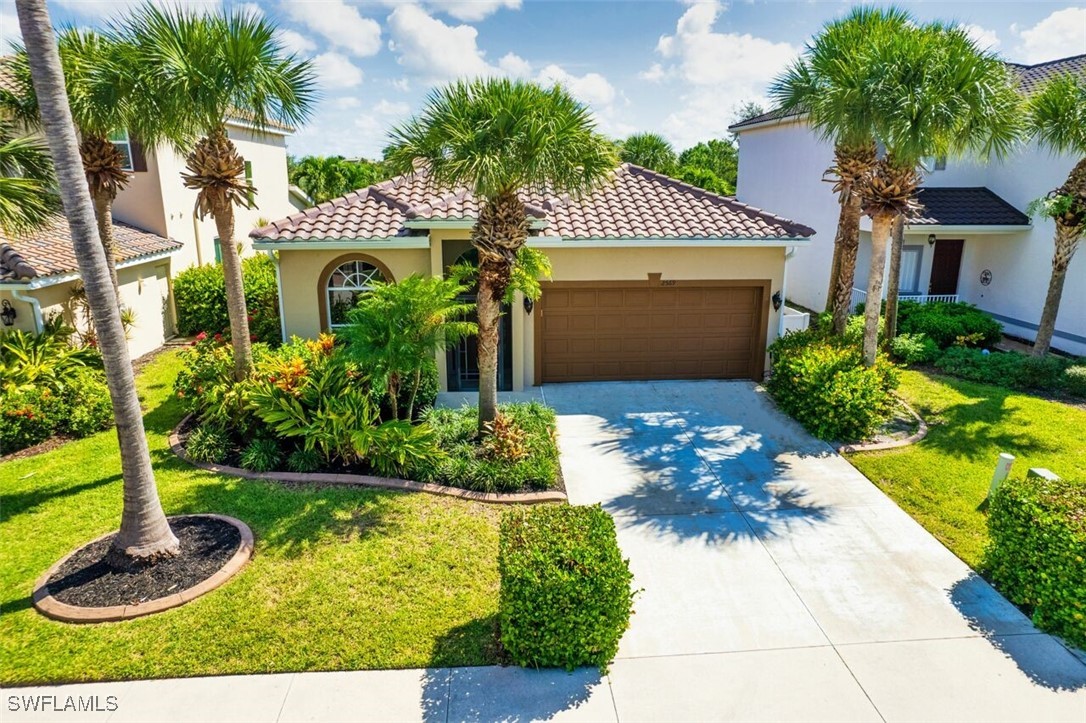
[122,5,315,380]
[771,7,908,336]
[14,0,178,564]
[1025,73,1086,357]
[387,79,617,429]
[855,21,1022,364]
[2,30,162,297]
[0,120,56,235]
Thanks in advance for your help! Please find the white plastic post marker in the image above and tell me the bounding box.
[988,453,1015,499]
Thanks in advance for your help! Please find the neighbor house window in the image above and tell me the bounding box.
[933,156,947,171]
[326,260,385,327]
[899,246,923,294]
[109,129,134,171]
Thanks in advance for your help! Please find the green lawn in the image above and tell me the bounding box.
[1,351,504,686]
[848,369,1086,569]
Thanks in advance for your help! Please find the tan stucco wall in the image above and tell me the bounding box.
[275,233,788,391]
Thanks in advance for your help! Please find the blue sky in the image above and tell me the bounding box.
[2,1,1084,157]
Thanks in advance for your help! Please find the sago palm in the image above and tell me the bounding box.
[121,4,315,380]
[855,20,1022,364]
[0,120,56,236]
[619,132,678,175]
[771,6,909,336]
[386,78,618,429]
[14,0,178,565]
[1025,73,1086,357]
[2,29,165,297]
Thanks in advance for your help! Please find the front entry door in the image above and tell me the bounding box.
[447,300,513,392]
[929,239,964,296]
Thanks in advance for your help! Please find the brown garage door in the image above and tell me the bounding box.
[537,281,769,383]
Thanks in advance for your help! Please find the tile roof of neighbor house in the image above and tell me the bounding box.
[251,163,816,242]
[0,215,181,282]
[728,53,1086,132]
[911,187,1031,227]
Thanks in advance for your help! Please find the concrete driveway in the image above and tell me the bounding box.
[545,380,1086,722]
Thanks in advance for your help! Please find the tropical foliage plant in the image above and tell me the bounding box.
[0,120,56,236]
[618,132,678,175]
[288,155,390,204]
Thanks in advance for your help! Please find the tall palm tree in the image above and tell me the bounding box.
[121,4,315,380]
[387,78,617,429]
[855,22,1022,364]
[0,120,56,235]
[771,7,908,336]
[14,0,178,565]
[619,132,678,175]
[2,29,161,297]
[884,214,906,339]
[1026,73,1086,357]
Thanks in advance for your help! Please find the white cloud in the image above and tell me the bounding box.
[283,0,382,57]
[961,23,1000,51]
[373,98,411,115]
[389,77,412,92]
[313,52,364,89]
[435,0,521,22]
[498,51,532,77]
[648,0,798,147]
[386,3,499,80]
[332,96,362,110]
[236,2,263,17]
[536,64,616,108]
[277,28,316,55]
[1,3,21,52]
[1012,7,1086,64]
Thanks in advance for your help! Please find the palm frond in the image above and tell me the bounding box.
[1027,73,1086,157]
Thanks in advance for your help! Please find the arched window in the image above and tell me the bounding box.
[325,260,386,328]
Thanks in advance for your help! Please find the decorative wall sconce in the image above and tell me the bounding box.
[1,299,16,327]
[771,291,782,311]
[523,296,534,314]
[928,234,937,246]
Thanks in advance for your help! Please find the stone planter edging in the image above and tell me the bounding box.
[170,415,566,505]
[33,514,254,624]
[838,395,929,454]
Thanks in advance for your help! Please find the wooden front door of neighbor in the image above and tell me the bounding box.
[929,239,964,296]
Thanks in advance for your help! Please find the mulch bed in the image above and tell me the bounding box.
[46,517,241,608]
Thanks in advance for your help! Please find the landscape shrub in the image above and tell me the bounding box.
[498,504,635,671]
[897,301,1002,349]
[185,424,232,464]
[889,333,941,365]
[0,327,101,390]
[417,402,560,492]
[172,254,281,344]
[985,475,1086,649]
[61,368,113,437]
[240,437,284,473]
[935,347,1071,392]
[767,334,899,442]
[1062,366,1086,398]
[285,447,322,473]
[0,387,65,453]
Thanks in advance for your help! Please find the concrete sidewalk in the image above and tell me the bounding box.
[7,380,1085,722]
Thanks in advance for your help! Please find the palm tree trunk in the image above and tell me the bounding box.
[1032,223,1080,357]
[884,214,906,340]
[90,186,121,300]
[16,0,178,565]
[476,258,502,431]
[824,230,843,314]
[863,212,893,366]
[209,199,254,380]
[831,192,863,335]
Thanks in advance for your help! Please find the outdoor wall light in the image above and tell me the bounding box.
[523,296,534,314]
[928,234,937,246]
[1,299,16,327]
[771,291,783,311]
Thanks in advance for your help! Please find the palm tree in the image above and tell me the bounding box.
[14,0,178,565]
[0,120,56,235]
[884,214,906,339]
[387,78,617,429]
[121,4,315,380]
[618,132,678,175]
[854,22,1022,364]
[1025,73,1086,357]
[771,7,908,336]
[289,155,388,204]
[2,30,161,297]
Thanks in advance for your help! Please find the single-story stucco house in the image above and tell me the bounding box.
[0,215,181,358]
[251,163,814,392]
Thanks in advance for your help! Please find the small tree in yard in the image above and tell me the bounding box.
[386,78,617,431]
[1026,73,1086,357]
[343,275,476,421]
[618,132,678,175]
[122,4,315,380]
[15,0,178,565]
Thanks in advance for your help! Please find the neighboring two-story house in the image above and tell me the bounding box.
[730,54,1086,357]
[0,62,295,357]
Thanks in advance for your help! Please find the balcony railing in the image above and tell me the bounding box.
[851,288,959,311]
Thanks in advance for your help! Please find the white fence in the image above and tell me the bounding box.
[850,288,959,311]
[781,306,810,335]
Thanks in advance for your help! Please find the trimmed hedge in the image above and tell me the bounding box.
[985,475,1085,649]
[498,505,634,671]
[935,347,1078,394]
[172,254,281,345]
[767,329,899,442]
[897,301,1002,349]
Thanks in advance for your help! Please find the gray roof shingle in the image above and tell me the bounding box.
[252,163,815,243]
[911,187,1030,227]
